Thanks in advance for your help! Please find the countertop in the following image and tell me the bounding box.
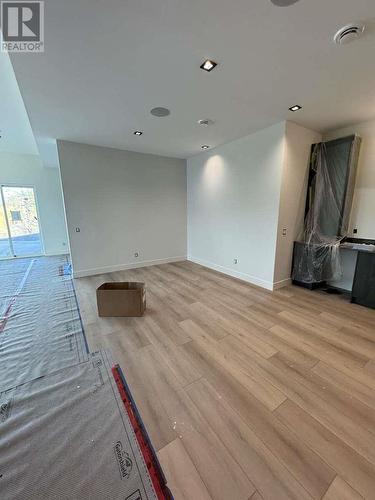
[340,242,375,253]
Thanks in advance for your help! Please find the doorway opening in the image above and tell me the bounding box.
[0,185,44,258]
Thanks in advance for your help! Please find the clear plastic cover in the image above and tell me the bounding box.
[292,136,361,284]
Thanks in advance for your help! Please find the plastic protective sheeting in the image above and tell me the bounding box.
[292,136,361,284]
[0,255,88,391]
[0,350,160,500]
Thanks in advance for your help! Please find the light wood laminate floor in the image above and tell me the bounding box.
[74,261,375,500]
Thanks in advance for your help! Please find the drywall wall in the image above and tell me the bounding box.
[273,122,322,286]
[324,119,375,239]
[187,122,286,290]
[0,152,68,255]
[58,141,187,277]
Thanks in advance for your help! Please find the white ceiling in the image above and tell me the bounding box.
[9,0,375,159]
[0,50,38,155]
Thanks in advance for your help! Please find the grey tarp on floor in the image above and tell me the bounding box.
[0,350,158,500]
[0,258,33,306]
[0,255,88,392]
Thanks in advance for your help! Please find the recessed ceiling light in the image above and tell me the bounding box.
[200,60,217,72]
[201,145,210,149]
[198,119,215,127]
[289,105,302,112]
[134,130,143,136]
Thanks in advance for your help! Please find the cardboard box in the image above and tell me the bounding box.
[96,282,146,317]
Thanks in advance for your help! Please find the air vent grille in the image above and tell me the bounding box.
[334,23,365,45]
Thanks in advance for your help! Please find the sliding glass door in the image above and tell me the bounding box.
[0,186,43,258]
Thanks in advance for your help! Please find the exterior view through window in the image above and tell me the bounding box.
[0,186,43,258]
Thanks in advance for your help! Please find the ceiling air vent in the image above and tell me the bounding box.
[334,23,365,45]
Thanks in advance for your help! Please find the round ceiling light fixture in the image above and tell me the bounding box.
[270,0,300,6]
[333,23,365,45]
[150,107,170,117]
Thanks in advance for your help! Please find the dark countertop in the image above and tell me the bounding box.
[340,242,375,253]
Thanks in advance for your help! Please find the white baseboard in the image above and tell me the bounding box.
[73,256,187,278]
[45,252,69,257]
[272,278,292,290]
[187,256,274,291]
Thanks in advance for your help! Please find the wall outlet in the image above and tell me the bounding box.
[233,258,238,264]
[353,228,358,234]
[134,252,139,258]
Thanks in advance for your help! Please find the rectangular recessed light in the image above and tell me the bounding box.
[289,105,302,112]
[200,59,217,72]
[134,130,143,136]
[201,145,210,149]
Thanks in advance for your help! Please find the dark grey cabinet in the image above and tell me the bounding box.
[351,252,375,309]
[292,241,329,289]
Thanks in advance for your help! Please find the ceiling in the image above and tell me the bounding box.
[9,0,375,160]
[0,50,37,155]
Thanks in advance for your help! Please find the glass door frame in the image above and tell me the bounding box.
[0,184,45,259]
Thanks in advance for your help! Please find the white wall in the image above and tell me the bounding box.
[0,152,68,255]
[187,122,286,290]
[57,141,187,277]
[324,119,375,240]
[273,122,322,286]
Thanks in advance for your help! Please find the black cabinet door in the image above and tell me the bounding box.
[352,252,375,309]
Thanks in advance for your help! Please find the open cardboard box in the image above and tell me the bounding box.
[96,282,146,317]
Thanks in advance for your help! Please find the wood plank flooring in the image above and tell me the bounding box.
[74,261,375,500]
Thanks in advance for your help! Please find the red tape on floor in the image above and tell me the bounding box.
[112,365,172,500]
